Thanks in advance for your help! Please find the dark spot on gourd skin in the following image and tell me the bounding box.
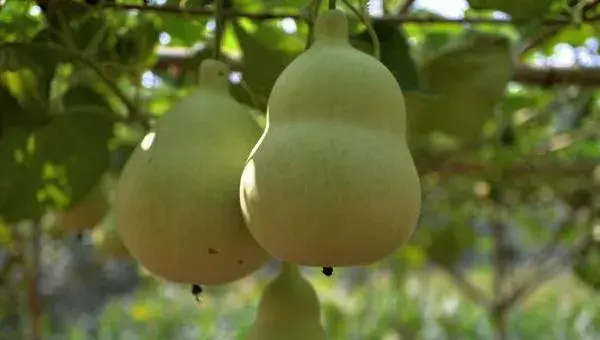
[237,259,244,265]
[322,266,333,277]
[208,248,219,254]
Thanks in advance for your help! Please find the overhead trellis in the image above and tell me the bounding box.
[34,0,600,87]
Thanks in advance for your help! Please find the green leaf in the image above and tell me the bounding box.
[157,14,208,47]
[62,84,112,113]
[0,86,114,222]
[0,82,30,128]
[44,0,89,30]
[573,242,600,291]
[0,34,62,101]
[0,218,11,246]
[116,15,161,67]
[1,70,49,126]
[233,0,308,11]
[50,85,115,205]
[71,15,114,59]
[406,31,513,144]
[351,21,420,92]
[0,128,29,209]
[40,113,113,207]
[232,19,303,110]
[467,0,554,20]
[0,127,45,223]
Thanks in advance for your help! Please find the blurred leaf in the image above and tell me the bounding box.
[573,242,600,291]
[232,19,303,110]
[157,14,208,47]
[70,15,113,57]
[44,0,89,30]
[549,25,596,49]
[0,82,29,128]
[406,31,513,144]
[50,85,114,205]
[467,0,554,20]
[116,15,161,67]
[351,21,420,92]
[0,217,10,245]
[420,222,476,267]
[419,32,455,59]
[0,31,64,100]
[1,69,49,128]
[0,128,28,209]
[0,86,114,222]
[0,127,45,222]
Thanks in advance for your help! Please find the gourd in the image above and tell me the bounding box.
[239,9,422,267]
[247,263,327,340]
[114,59,270,285]
[58,185,109,231]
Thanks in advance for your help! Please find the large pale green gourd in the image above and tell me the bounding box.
[247,263,327,340]
[239,9,422,267]
[114,59,270,285]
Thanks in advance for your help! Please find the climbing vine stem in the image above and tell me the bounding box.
[340,0,380,60]
[213,0,226,60]
[304,0,322,50]
[328,0,336,10]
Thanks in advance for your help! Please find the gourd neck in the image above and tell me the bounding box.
[313,9,349,44]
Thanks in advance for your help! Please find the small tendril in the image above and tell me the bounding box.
[340,0,380,60]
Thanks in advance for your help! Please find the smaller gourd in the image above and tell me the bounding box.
[58,185,109,231]
[247,263,327,340]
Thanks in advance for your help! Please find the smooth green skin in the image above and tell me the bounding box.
[239,10,422,267]
[114,59,270,285]
[247,263,327,340]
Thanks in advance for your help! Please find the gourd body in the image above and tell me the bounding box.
[115,59,269,284]
[247,263,326,340]
[239,10,422,266]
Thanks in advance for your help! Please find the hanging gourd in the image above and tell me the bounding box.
[114,59,270,285]
[239,9,422,268]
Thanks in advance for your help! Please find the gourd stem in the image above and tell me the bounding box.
[213,0,226,60]
[341,0,380,60]
[280,262,298,276]
[328,0,336,10]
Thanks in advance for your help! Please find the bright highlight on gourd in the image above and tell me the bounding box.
[114,59,270,285]
[239,9,422,267]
